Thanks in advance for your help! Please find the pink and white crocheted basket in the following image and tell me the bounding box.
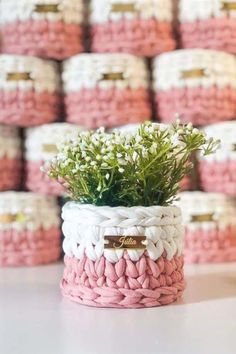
[0,125,22,191]
[198,121,236,195]
[179,192,236,264]
[0,55,60,127]
[0,0,84,59]
[90,0,176,57]
[25,123,85,196]
[0,192,61,266]
[63,53,151,129]
[153,49,236,125]
[179,0,236,54]
[61,202,185,308]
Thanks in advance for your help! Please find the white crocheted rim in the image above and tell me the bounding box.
[62,202,184,263]
[62,53,149,91]
[0,0,84,25]
[153,49,236,90]
[199,122,236,162]
[25,123,85,162]
[0,55,60,93]
[179,0,236,22]
[90,0,173,23]
[0,192,60,231]
[178,192,236,229]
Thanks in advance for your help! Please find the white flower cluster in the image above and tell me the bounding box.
[46,121,219,206]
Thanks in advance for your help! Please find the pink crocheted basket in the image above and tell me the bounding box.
[63,54,151,129]
[0,192,61,267]
[179,192,236,264]
[90,0,175,57]
[0,0,84,59]
[179,0,236,53]
[61,202,185,308]
[0,55,60,127]
[153,49,236,125]
[198,122,236,195]
[0,126,22,191]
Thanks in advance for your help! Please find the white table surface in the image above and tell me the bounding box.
[0,262,236,354]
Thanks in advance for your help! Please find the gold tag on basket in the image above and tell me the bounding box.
[181,69,207,79]
[221,1,236,11]
[104,235,146,250]
[34,4,59,13]
[7,72,32,81]
[101,72,124,81]
[42,144,58,154]
[191,213,215,223]
[111,3,136,12]
[0,213,28,224]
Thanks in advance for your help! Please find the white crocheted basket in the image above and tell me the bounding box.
[179,0,236,53]
[178,191,236,263]
[90,0,175,56]
[0,0,85,59]
[62,53,151,128]
[61,202,185,308]
[0,125,22,191]
[0,192,61,266]
[0,54,60,126]
[25,123,85,195]
[153,49,236,125]
[198,121,236,195]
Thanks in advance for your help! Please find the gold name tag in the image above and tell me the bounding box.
[104,235,146,250]
[191,214,215,222]
[34,4,59,13]
[7,72,32,81]
[42,144,58,154]
[111,3,136,12]
[181,69,206,79]
[101,73,124,81]
[221,2,236,11]
[0,213,28,224]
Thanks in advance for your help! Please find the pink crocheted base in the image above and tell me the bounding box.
[91,19,176,57]
[180,18,236,53]
[1,20,84,59]
[61,253,185,308]
[65,88,151,128]
[0,227,61,266]
[0,90,60,127]
[185,226,236,264]
[0,157,21,191]
[25,161,64,196]
[199,159,236,195]
[155,87,236,125]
